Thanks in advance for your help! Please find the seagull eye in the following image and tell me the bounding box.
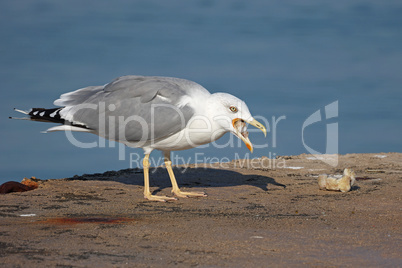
[229,106,238,113]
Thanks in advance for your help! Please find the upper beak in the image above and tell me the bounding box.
[232,118,267,153]
[247,118,267,137]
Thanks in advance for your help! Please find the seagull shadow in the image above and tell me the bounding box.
[153,167,286,194]
[70,166,286,193]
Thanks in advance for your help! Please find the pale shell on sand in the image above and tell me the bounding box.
[318,168,356,192]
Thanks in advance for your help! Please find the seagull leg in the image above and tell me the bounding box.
[164,152,207,198]
[143,154,177,202]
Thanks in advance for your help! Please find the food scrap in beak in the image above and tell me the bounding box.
[234,119,249,139]
[232,118,267,152]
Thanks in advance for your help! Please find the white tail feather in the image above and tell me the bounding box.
[13,108,30,115]
[43,125,93,133]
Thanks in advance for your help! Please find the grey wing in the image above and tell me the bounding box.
[59,76,196,142]
[54,86,104,106]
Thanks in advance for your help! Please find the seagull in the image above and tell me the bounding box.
[12,75,267,201]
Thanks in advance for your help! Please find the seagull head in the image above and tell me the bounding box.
[209,93,267,152]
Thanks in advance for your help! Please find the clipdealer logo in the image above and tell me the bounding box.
[302,101,339,166]
[61,100,339,167]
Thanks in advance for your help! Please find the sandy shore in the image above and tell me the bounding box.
[0,153,401,267]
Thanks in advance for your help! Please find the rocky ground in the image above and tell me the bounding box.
[0,153,401,267]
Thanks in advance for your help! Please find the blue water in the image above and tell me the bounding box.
[1,0,401,184]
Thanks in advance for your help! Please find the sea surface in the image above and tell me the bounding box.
[1,0,401,184]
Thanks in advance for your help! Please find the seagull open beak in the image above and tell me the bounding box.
[232,118,267,153]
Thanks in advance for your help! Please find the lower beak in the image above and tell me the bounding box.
[232,118,267,153]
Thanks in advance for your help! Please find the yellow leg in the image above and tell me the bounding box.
[164,152,207,198]
[143,154,177,202]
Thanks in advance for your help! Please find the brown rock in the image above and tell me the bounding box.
[21,177,40,190]
[0,181,32,194]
